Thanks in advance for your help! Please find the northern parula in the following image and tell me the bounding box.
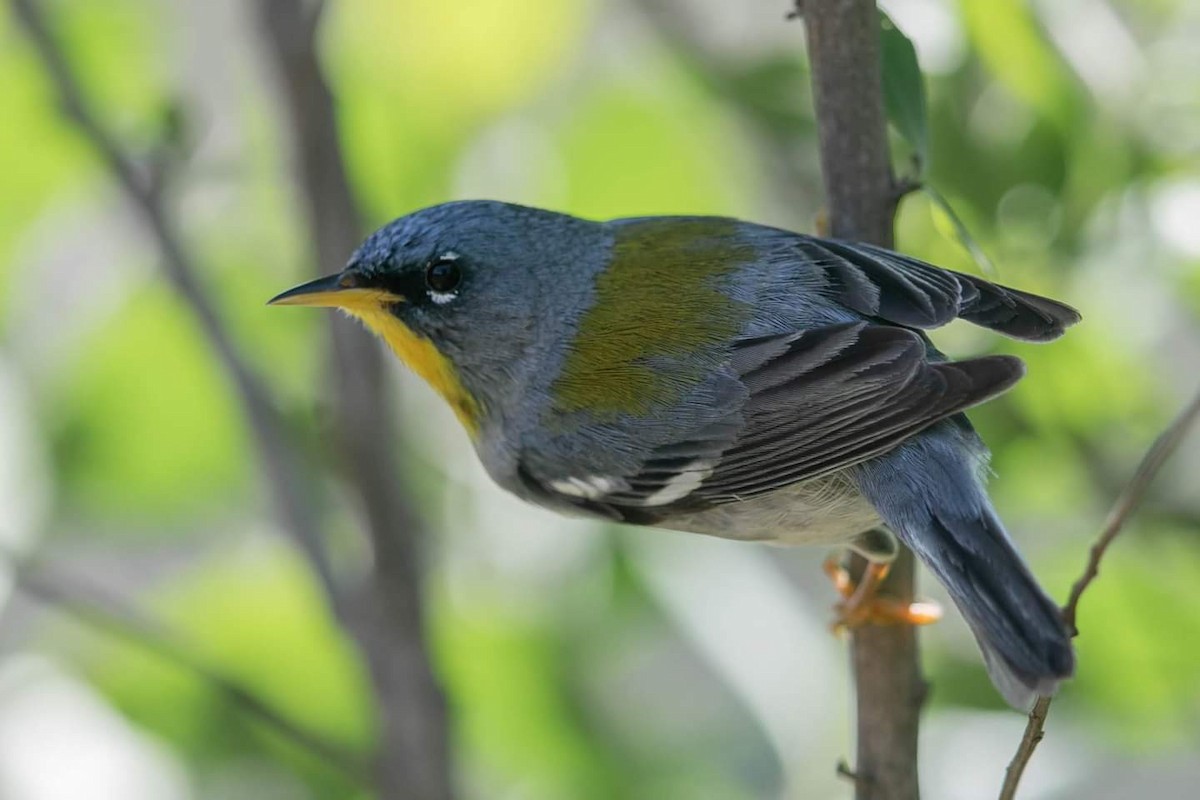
[270,200,1078,707]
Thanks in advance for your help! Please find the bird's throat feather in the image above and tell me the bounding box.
[345,306,481,436]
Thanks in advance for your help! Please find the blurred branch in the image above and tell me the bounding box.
[3,547,368,783]
[304,0,328,34]
[1069,433,1200,535]
[1062,386,1200,630]
[798,3,921,800]
[250,1,452,798]
[11,2,451,796]
[7,0,340,606]
[998,383,1200,800]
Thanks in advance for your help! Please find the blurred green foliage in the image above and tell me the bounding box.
[50,286,250,521]
[1,0,1199,798]
[77,543,370,797]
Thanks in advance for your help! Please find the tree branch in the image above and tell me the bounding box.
[798,0,897,246]
[798,3,922,799]
[4,548,368,783]
[11,2,451,796]
[998,382,1200,800]
[7,0,340,608]
[250,2,453,798]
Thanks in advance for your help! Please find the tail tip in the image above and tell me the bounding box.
[981,635,1075,710]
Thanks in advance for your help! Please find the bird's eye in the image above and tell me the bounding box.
[425,256,462,299]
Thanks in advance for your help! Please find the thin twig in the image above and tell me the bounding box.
[4,549,368,783]
[6,0,341,614]
[837,758,867,786]
[998,383,1200,800]
[998,696,1051,800]
[1062,385,1200,630]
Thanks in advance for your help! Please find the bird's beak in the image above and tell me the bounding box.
[267,271,403,310]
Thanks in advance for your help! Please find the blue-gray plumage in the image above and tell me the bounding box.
[270,200,1080,708]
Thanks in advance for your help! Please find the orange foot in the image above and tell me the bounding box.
[822,556,943,633]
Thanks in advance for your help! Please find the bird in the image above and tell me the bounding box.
[270,200,1078,708]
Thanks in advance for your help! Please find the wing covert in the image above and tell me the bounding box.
[525,321,1024,520]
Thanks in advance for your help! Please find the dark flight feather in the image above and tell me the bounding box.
[801,238,1080,342]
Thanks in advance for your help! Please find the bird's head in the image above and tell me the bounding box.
[269,200,600,437]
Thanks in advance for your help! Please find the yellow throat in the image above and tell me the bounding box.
[344,303,481,436]
[271,283,480,436]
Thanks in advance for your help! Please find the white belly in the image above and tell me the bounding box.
[658,474,882,548]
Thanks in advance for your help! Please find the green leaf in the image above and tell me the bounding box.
[924,185,997,276]
[878,11,928,171]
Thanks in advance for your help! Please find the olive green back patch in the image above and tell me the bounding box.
[551,218,753,417]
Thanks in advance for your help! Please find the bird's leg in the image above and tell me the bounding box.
[822,556,943,632]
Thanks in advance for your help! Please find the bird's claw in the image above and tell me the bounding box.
[823,556,943,633]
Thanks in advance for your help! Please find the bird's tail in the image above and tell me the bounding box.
[852,426,1075,709]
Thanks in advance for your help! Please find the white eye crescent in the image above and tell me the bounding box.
[425,251,462,304]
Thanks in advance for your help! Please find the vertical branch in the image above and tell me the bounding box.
[251,2,453,798]
[799,2,922,799]
[801,0,897,246]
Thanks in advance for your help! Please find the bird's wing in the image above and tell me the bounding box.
[685,322,1020,502]
[519,231,1078,521]
[796,237,1080,341]
[528,321,1024,521]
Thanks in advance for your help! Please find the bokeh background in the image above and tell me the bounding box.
[2,0,1199,798]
